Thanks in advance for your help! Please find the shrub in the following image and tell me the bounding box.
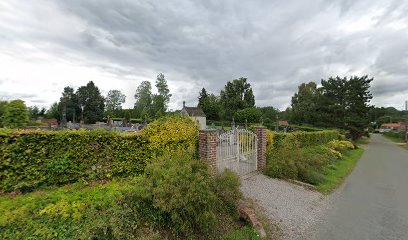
[265,135,300,179]
[268,129,340,149]
[140,151,217,236]
[0,116,199,192]
[0,148,246,239]
[213,169,242,212]
[1,100,29,128]
[327,140,354,153]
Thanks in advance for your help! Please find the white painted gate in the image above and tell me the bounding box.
[216,128,258,176]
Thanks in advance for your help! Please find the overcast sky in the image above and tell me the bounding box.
[1,0,408,111]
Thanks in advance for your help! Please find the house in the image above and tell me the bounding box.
[277,120,289,126]
[180,101,206,130]
[379,122,407,133]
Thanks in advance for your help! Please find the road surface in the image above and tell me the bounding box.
[314,134,408,240]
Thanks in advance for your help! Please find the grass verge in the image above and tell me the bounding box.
[317,148,364,194]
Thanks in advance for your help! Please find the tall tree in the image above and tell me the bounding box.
[290,82,321,125]
[197,88,208,108]
[0,100,8,127]
[220,77,255,119]
[259,106,279,123]
[1,100,29,128]
[134,81,152,118]
[76,81,105,124]
[343,76,373,139]
[105,90,126,118]
[319,77,348,129]
[58,86,80,123]
[152,73,172,116]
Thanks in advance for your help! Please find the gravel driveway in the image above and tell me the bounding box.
[241,174,336,239]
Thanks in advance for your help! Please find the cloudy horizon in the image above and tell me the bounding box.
[1,0,408,111]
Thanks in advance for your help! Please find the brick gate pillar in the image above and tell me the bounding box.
[199,129,217,176]
[253,127,267,172]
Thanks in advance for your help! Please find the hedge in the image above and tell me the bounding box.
[0,116,198,192]
[267,129,340,148]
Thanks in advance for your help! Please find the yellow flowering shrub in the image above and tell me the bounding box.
[327,140,354,153]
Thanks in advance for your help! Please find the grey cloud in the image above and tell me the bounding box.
[1,0,408,110]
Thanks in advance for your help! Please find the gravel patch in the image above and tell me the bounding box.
[241,173,337,240]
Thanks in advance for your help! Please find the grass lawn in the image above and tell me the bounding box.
[317,148,364,194]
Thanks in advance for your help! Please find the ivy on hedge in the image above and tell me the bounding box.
[0,116,199,192]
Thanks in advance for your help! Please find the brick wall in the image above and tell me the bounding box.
[199,130,217,176]
[254,127,267,172]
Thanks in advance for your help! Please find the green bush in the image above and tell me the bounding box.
[267,129,340,148]
[383,130,406,141]
[266,133,341,185]
[265,135,300,179]
[0,116,198,192]
[0,152,246,239]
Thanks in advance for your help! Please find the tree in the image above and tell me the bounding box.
[46,102,60,120]
[152,73,172,116]
[105,90,126,118]
[134,81,153,118]
[28,106,40,119]
[259,106,279,123]
[1,100,29,128]
[290,82,321,125]
[58,86,81,123]
[234,107,262,123]
[343,76,373,139]
[201,94,221,120]
[76,81,105,124]
[220,77,255,119]
[198,88,208,108]
[0,100,8,127]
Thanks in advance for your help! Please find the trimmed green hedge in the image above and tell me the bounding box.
[267,130,340,148]
[0,116,198,192]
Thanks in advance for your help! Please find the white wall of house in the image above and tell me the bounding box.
[190,116,206,130]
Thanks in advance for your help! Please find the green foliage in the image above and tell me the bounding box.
[105,89,126,118]
[234,108,262,123]
[45,102,60,121]
[383,130,406,142]
[268,130,340,148]
[220,77,255,119]
[213,169,243,207]
[327,140,355,153]
[76,81,105,124]
[152,73,172,116]
[290,82,320,125]
[290,76,373,140]
[0,116,198,192]
[198,89,222,120]
[140,151,217,236]
[265,130,354,185]
[58,86,81,123]
[0,152,246,239]
[1,100,29,128]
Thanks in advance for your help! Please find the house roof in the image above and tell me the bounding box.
[183,107,206,117]
[380,123,401,128]
[278,120,289,126]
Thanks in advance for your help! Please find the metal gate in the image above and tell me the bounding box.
[216,128,258,176]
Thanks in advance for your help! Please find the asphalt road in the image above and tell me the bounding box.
[314,134,408,240]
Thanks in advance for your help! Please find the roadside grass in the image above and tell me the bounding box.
[353,136,370,146]
[317,148,364,194]
[383,134,408,150]
[222,226,260,240]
